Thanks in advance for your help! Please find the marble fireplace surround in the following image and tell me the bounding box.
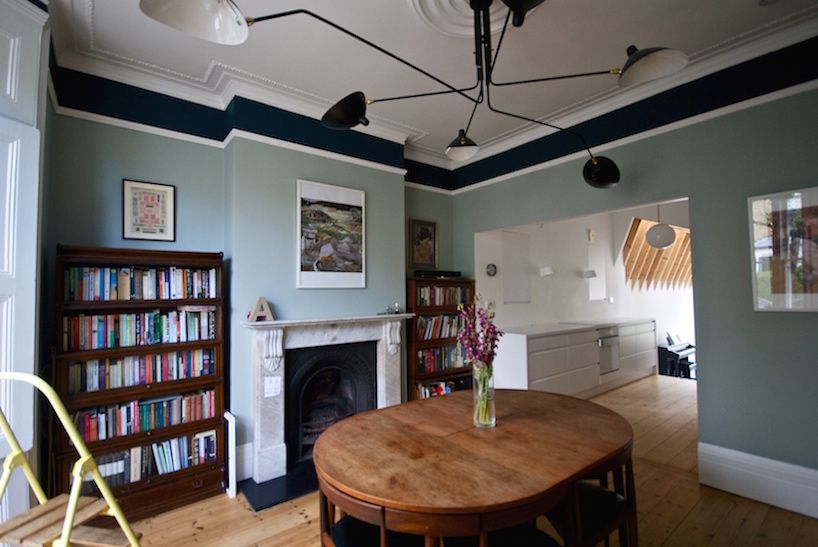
[244,314,412,484]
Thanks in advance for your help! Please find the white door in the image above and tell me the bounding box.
[0,0,45,524]
[0,107,40,524]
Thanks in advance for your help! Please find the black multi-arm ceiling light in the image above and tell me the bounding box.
[140,0,688,188]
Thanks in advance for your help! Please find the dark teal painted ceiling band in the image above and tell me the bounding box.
[441,36,818,190]
[51,36,818,190]
[50,65,405,170]
[27,0,47,11]
[52,64,230,140]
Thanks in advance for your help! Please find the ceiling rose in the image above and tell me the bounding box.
[408,0,525,38]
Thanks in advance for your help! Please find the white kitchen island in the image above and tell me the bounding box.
[493,318,657,399]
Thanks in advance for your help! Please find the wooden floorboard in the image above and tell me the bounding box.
[133,375,818,546]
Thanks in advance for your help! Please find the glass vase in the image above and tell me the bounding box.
[471,361,496,428]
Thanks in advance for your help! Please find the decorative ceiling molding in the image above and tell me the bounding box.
[407,0,528,38]
[51,1,818,167]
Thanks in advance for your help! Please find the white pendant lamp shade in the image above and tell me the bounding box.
[618,46,688,87]
[445,129,479,161]
[139,0,249,45]
[646,222,676,249]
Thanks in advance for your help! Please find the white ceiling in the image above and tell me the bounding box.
[50,0,818,168]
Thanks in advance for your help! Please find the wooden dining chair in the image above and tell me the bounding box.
[318,478,423,547]
[546,444,637,547]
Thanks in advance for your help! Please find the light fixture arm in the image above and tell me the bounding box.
[369,83,480,105]
[488,10,618,87]
[248,9,479,104]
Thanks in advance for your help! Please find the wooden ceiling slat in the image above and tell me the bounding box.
[623,218,692,291]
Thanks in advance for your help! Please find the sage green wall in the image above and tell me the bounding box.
[41,106,227,369]
[226,138,406,444]
[42,108,407,448]
[405,187,454,272]
[452,88,818,470]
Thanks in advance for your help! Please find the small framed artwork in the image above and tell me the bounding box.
[122,179,176,241]
[748,185,818,311]
[408,219,438,270]
[297,180,365,288]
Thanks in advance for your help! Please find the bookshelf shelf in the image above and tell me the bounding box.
[64,376,222,411]
[62,417,225,456]
[406,277,474,400]
[53,245,226,520]
[58,297,223,312]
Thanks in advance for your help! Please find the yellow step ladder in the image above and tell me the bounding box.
[0,372,141,546]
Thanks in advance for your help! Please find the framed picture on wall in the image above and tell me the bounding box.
[297,180,365,288]
[748,185,818,311]
[122,179,176,241]
[408,218,439,270]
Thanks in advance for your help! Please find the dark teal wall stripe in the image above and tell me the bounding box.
[444,36,818,190]
[228,97,404,168]
[50,65,405,169]
[27,0,47,12]
[52,64,229,140]
[51,36,818,190]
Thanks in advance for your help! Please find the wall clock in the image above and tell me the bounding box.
[486,263,497,277]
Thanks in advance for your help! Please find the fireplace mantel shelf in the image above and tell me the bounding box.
[242,313,413,330]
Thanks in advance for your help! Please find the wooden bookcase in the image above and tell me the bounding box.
[53,245,226,520]
[406,277,475,400]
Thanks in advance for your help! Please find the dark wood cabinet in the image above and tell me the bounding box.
[53,245,226,520]
[406,277,474,400]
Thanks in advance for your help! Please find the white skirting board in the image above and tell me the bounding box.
[698,442,818,519]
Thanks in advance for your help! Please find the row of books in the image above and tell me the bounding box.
[81,430,217,494]
[62,308,217,351]
[416,285,470,307]
[416,344,465,374]
[67,349,215,394]
[63,266,217,302]
[73,390,215,443]
[416,314,464,340]
[415,377,471,399]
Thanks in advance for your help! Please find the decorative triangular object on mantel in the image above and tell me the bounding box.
[249,298,275,321]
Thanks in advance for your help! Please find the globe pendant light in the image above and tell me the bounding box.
[139,0,249,45]
[445,129,479,161]
[646,204,676,249]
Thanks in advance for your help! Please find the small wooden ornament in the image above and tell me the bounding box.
[249,297,275,321]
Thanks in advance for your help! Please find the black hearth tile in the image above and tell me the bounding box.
[239,460,318,512]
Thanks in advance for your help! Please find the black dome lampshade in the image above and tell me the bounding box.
[582,156,620,188]
[445,129,480,161]
[501,0,546,27]
[321,92,370,129]
[618,45,688,87]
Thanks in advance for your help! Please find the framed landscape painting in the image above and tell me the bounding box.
[297,180,365,288]
[748,185,818,311]
[122,179,176,241]
[408,219,438,270]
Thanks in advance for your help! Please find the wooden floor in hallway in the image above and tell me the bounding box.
[133,375,818,546]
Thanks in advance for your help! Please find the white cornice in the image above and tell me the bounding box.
[405,9,818,167]
[48,77,407,177]
[54,2,818,166]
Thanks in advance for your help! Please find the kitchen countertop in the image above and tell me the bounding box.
[499,318,654,337]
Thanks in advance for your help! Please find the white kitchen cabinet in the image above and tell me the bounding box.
[494,326,600,395]
[493,319,657,399]
[619,321,658,373]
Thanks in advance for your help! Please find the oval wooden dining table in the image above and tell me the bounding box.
[313,389,634,546]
